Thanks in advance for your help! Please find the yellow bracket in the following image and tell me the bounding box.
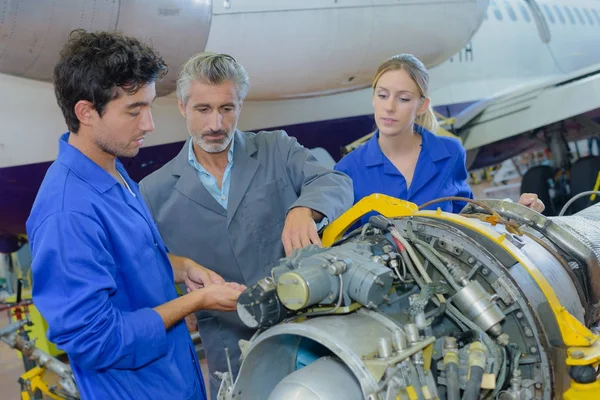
[566,340,600,366]
[20,366,63,400]
[322,194,418,247]
[564,380,600,400]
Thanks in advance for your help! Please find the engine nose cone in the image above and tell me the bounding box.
[267,357,363,400]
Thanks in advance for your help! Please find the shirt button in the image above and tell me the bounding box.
[221,195,226,200]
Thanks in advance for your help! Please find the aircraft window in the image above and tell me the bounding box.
[573,7,585,24]
[593,9,600,25]
[491,1,504,20]
[564,7,576,24]
[583,9,594,25]
[553,5,566,24]
[504,0,517,21]
[542,4,555,23]
[519,2,531,22]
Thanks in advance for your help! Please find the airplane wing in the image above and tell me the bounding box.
[454,62,600,153]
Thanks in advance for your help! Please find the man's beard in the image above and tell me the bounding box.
[192,129,234,153]
[97,136,138,158]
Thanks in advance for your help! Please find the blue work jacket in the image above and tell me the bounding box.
[334,126,473,227]
[26,133,205,399]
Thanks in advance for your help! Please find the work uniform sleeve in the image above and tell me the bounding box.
[452,145,474,213]
[274,131,354,222]
[30,211,168,371]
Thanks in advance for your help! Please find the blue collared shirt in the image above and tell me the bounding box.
[334,126,473,227]
[26,133,205,400]
[188,137,328,229]
[188,139,234,209]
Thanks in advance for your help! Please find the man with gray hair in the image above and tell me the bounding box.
[139,52,353,398]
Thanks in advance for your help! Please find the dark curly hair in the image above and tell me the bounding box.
[54,29,168,133]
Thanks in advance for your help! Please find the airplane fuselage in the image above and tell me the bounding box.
[1,0,600,252]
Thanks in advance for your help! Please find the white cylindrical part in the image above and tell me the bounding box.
[378,337,393,358]
[267,356,363,400]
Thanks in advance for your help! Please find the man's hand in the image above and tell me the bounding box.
[518,193,545,213]
[155,282,247,328]
[184,314,198,332]
[194,282,247,312]
[282,207,323,256]
[183,259,225,292]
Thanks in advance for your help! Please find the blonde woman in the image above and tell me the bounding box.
[334,54,543,226]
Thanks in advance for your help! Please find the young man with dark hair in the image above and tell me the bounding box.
[27,30,244,399]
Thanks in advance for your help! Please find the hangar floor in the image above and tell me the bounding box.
[0,311,211,399]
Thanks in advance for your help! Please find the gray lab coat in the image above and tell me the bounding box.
[139,130,353,398]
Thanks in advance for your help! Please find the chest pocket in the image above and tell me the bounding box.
[239,179,289,274]
[240,178,289,233]
[112,205,163,278]
[129,221,159,266]
[437,175,457,196]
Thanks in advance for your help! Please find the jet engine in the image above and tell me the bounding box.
[218,194,600,400]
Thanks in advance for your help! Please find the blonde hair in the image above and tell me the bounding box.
[372,54,439,133]
[177,52,249,105]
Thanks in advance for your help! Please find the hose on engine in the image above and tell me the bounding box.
[389,227,447,305]
[370,215,509,399]
[463,341,487,400]
[406,233,462,292]
[396,237,428,289]
[394,236,465,332]
[403,219,507,391]
[418,197,500,217]
[492,346,508,400]
[395,253,412,283]
[446,361,460,400]
[425,302,447,320]
[508,343,521,374]
[396,233,506,397]
[559,190,600,216]
[360,222,371,239]
[397,238,470,329]
[463,366,484,400]
[407,360,426,400]
[445,302,503,379]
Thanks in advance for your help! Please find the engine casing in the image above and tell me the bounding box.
[222,199,600,400]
